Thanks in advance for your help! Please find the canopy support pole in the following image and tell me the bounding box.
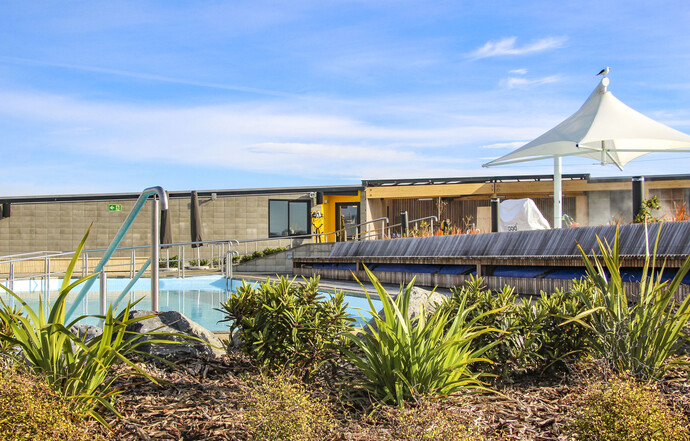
[553,157,562,229]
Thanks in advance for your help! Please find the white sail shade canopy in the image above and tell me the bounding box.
[483,76,690,227]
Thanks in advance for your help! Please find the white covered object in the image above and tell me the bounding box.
[499,199,551,232]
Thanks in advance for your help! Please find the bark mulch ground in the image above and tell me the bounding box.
[99,354,689,441]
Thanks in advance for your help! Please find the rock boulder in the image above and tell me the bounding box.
[364,286,446,333]
[70,324,103,343]
[120,310,226,359]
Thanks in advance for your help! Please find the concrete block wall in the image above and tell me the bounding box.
[0,191,311,258]
[293,243,335,259]
[0,199,151,255]
[235,251,293,274]
[234,243,335,274]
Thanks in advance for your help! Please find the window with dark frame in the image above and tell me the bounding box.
[268,199,310,237]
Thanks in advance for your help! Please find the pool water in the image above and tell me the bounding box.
[1,276,382,332]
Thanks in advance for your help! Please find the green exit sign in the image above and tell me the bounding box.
[108,204,122,212]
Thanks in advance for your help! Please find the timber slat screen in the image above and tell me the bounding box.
[329,221,690,260]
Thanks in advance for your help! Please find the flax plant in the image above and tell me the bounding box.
[0,228,174,425]
[567,224,690,379]
[344,268,501,407]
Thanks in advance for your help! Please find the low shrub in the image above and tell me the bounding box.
[436,276,590,379]
[568,374,690,441]
[0,368,102,441]
[219,276,354,375]
[382,400,485,441]
[233,246,287,264]
[344,268,499,407]
[634,195,663,223]
[241,373,336,441]
[530,288,592,369]
[158,254,178,268]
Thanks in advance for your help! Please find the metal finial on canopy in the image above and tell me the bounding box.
[600,76,609,92]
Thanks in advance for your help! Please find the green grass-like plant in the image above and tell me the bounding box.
[344,268,500,407]
[241,373,336,441]
[567,374,690,440]
[567,224,690,379]
[219,275,354,375]
[0,228,177,425]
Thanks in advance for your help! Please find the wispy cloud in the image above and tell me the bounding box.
[480,141,526,150]
[0,56,299,99]
[0,88,553,188]
[469,36,566,59]
[509,68,528,75]
[500,74,562,89]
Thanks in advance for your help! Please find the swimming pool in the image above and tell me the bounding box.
[1,276,382,331]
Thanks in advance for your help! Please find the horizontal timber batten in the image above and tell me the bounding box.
[293,256,689,268]
[293,267,690,301]
[292,222,690,298]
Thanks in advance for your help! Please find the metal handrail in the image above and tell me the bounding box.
[66,186,168,318]
[0,251,78,265]
[0,239,241,284]
[0,250,64,262]
[0,189,171,315]
[1,216,391,302]
[1,218,393,279]
[1,219,398,283]
[235,217,390,244]
[387,215,438,236]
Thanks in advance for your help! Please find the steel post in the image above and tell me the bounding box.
[553,157,563,229]
[99,271,107,316]
[151,197,160,312]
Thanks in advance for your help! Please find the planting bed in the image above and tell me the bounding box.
[98,354,690,441]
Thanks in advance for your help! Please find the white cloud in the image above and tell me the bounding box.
[480,141,526,150]
[0,90,493,182]
[469,36,566,59]
[509,68,528,75]
[500,75,562,89]
[0,87,581,191]
[0,56,298,99]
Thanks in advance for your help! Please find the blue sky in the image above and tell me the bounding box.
[1,1,690,196]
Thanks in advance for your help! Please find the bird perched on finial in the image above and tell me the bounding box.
[597,66,610,76]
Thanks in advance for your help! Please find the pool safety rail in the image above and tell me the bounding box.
[0,187,172,318]
[0,214,391,318]
[0,239,242,312]
[67,186,168,318]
